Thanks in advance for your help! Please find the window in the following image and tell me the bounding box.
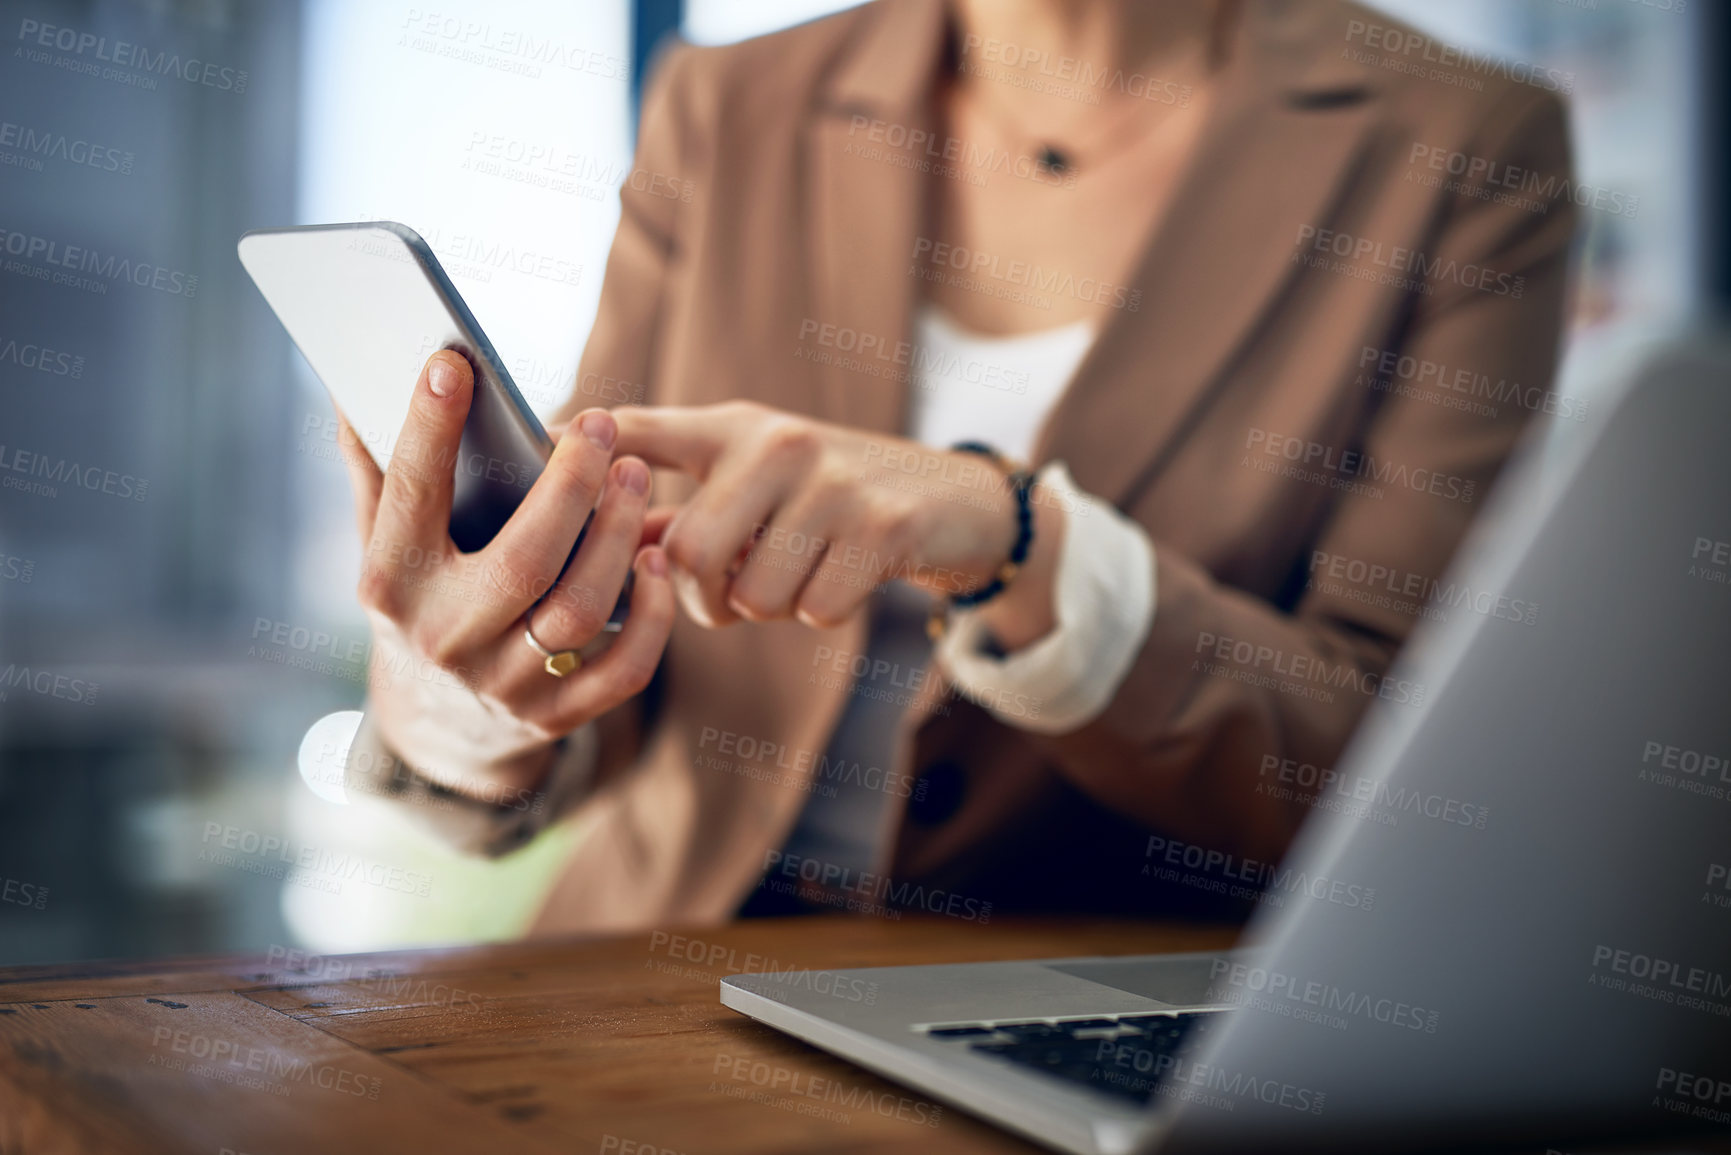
[682,0,867,46]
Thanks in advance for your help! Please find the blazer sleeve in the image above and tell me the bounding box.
[1025,85,1578,864]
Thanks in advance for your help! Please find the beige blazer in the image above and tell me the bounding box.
[529,0,1576,932]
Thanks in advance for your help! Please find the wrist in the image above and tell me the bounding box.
[370,709,563,805]
[920,443,1054,650]
[937,442,1035,598]
[464,741,563,800]
[973,492,1065,652]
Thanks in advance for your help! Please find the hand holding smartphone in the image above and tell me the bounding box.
[239,221,668,793]
[240,221,560,552]
[240,221,630,619]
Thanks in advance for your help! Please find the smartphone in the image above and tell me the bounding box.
[238,221,627,622]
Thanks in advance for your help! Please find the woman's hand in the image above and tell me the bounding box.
[339,350,676,799]
[613,401,1065,648]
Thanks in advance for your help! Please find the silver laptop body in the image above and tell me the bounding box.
[721,339,1731,1154]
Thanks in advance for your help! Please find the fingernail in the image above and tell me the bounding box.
[427,356,461,397]
[619,459,650,496]
[579,410,616,450]
[674,571,715,628]
[644,546,668,578]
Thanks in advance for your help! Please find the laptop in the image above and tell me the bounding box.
[721,338,1731,1154]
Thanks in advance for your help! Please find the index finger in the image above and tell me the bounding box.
[610,406,728,477]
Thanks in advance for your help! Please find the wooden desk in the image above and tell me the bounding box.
[0,917,1234,1154]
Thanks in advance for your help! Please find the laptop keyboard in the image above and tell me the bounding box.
[922,1010,1227,1105]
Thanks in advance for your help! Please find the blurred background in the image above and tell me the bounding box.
[0,0,1724,965]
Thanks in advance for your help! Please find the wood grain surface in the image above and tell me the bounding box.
[0,916,1237,1155]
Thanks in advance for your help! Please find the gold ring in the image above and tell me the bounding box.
[524,610,582,678]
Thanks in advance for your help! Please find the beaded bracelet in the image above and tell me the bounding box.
[926,441,1036,641]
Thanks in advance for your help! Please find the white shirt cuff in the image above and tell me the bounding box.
[344,714,600,857]
[934,461,1156,735]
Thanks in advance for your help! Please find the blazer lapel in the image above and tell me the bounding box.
[1036,3,1382,507]
[803,0,947,436]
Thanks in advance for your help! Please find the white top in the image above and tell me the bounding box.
[904,307,1096,462]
